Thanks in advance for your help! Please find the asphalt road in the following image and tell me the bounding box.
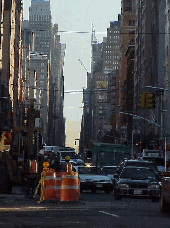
[0,187,169,228]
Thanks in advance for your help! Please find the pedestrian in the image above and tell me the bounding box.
[25,155,38,198]
[61,156,76,173]
[49,151,61,172]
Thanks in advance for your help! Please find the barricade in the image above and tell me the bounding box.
[55,172,62,199]
[34,168,61,203]
[29,160,38,173]
[42,168,58,200]
[60,172,80,202]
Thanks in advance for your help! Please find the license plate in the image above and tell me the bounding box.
[96,184,102,188]
[134,190,142,195]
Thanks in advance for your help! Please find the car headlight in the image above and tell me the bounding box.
[148,185,160,189]
[104,179,112,184]
[79,178,86,183]
[117,183,129,188]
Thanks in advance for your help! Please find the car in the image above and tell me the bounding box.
[59,151,84,165]
[102,166,117,184]
[115,159,161,181]
[160,171,170,212]
[114,166,160,201]
[74,166,113,194]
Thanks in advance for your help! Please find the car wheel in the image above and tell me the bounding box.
[91,188,96,193]
[114,190,121,200]
[115,194,121,200]
[105,190,110,194]
[161,194,168,212]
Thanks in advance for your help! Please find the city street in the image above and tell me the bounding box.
[0,187,169,228]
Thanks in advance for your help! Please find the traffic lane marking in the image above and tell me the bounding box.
[99,210,121,218]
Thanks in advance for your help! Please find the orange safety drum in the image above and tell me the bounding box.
[42,169,59,200]
[60,172,80,202]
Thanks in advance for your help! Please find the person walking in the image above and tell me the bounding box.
[25,155,39,198]
[49,151,61,172]
[61,156,76,173]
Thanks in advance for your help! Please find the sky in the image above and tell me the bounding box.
[22,0,121,151]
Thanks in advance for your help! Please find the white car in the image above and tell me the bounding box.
[74,166,113,194]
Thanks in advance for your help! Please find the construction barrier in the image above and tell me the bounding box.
[42,169,58,200]
[29,160,38,173]
[34,168,61,203]
[55,172,62,198]
[34,168,79,203]
[60,172,80,202]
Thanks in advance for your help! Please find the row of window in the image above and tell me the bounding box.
[106,45,119,49]
[97,75,108,79]
[109,40,119,44]
[109,35,119,39]
[105,50,119,55]
[30,15,51,21]
[109,30,119,34]
[98,95,107,100]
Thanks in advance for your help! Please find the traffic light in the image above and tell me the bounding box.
[138,93,146,109]
[146,92,153,109]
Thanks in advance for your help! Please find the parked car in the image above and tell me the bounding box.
[74,166,113,194]
[160,171,170,212]
[114,166,160,201]
[102,166,117,184]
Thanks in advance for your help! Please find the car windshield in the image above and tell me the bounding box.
[78,167,104,175]
[103,167,117,174]
[120,168,156,180]
[60,152,79,159]
[125,162,158,173]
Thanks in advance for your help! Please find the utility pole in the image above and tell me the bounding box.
[160,91,163,149]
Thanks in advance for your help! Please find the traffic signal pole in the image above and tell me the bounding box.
[160,91,163,151]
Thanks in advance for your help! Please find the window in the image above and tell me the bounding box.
[129,30,135,34]
[41,69,44,73]
[129,20,132,26]
[127,1,130,10]
[133,20,135,26]
[40,81,44,86]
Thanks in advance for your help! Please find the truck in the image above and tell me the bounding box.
[142,149,165,172]
[91,142,132,168]
[0,99,43,195]
[58,150,84,166]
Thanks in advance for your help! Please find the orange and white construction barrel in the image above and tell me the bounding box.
[41,169,58,200]
[60,172,80,202]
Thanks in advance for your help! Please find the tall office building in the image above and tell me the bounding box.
[135,0,160,147]
[118,0,136,134]
[29,0,52,58]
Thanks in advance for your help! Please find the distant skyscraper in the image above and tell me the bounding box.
[29,0,52,58]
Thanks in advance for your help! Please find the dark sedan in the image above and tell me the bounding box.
[116,159,161,181]
[114,167,160,201]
